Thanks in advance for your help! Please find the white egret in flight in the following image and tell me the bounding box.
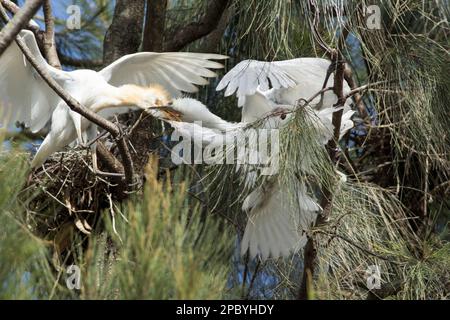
[217,58,344,109]
[164,94,354,260]
[0,30,227,168]
[147,58,355,260]
[214,58,356,260]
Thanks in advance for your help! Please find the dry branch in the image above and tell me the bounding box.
[42,0,61,69]
[1,0,46,52]
[0,0,43,56]
[0,0,40,33]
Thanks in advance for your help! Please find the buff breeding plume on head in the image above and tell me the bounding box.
[0,30,227,168]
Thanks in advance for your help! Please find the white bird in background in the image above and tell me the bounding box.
[164,60,355,260]
[166,97,352,260]
[214,58,356,260]
[0,30,227,168]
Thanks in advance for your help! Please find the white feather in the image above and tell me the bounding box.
[216,58,358,259]
[241,180,318,259]
[241,91,275,123]
[99,52,227,97]
[0,30,64,132]
[217,57,353,110]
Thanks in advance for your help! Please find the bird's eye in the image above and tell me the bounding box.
[280,114,286,120]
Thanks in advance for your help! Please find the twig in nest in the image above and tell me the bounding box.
[107,193,122,243]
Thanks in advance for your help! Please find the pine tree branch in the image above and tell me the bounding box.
[298,1,349,300]
[198,4,232,53]
[103,0,145,65]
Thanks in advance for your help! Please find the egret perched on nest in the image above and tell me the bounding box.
[166,58,355,260]
[0,30,227,168]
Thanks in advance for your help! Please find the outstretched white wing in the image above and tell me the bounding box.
[99,52,228,97]
[217,60,297,99]
[217,58,337,106]
[0,30,67,132]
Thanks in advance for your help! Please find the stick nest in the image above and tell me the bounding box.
[20,111,174,251]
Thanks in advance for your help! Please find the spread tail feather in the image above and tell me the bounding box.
[241,181,319,260]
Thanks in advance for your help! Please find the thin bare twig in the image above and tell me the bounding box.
[344,66,368,119]
[297,86,334,108]
[344,81,385,100]
[245,260,261,300]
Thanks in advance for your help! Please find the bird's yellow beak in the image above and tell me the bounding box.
[146,106,182,121]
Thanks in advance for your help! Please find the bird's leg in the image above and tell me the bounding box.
[317,61,338,110]
[89,144,124,178]
[69,110,86,146]
[85,125,124,178]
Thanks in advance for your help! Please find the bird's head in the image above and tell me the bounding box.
[120,84,173,109]
[271,106,290,120]
[264,106,294,128]
[146,84,172,108]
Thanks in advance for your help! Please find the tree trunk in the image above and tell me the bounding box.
[164,0,230,52]
[142,0,167,52]
[103,0,145,66]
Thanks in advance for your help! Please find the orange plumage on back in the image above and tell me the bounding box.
[116,84,181,120]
